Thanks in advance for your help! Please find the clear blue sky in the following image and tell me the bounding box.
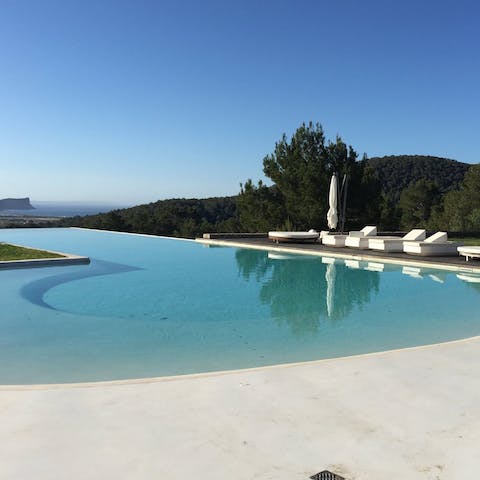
[1,0,479,204]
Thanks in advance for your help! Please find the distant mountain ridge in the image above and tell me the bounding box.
[367,155,471,200]
[0,197,34,210]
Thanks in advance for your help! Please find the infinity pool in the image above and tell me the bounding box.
[1,228,480,384]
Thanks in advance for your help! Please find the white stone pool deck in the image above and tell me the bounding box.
[2,337,480,480]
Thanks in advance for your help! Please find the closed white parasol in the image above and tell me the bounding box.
[327,173,338,229]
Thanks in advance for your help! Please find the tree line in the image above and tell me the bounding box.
[59,197,239,238]
[57,122,479,236]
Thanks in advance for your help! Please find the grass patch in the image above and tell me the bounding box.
[0,243,64,261]
[451,237,480,246]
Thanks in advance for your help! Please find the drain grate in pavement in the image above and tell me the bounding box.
[310,470,345,480]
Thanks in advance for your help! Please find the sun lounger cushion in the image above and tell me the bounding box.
[402,229,427,241]
[424,231,448,243]
[348,226,377,238]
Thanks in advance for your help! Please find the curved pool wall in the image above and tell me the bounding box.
[1,227,480,385]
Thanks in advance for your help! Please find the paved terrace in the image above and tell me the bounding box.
[2,338,480,480]
[198,233,480,273]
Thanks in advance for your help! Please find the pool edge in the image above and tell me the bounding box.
[0,242,90,270]
[196,238,480,274]
[2,333,480,391]
[70,227,196,242]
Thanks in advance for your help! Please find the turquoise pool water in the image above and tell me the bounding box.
[1,228,480,384]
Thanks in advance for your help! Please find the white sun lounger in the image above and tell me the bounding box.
[403,231,460,256]
[368,229,426,252]
[322,226,377,247]
[457,246,480,261]
[268,230,319,243]
[343,226,379,248]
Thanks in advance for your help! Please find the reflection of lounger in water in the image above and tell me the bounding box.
[429,273,446,283]
[344,259,365,269]
[402,266,423,279]
[267,252,314,261]
[321,256,337,265]
[402,266,445,283]
[344,260,399,273]
[364,262,401,272]
[456,273,480,283]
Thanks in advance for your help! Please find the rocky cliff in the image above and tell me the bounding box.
[0,197,35,210]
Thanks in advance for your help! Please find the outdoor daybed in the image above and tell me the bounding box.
[322,226,377,247]
[457,246,480,262]
[268,230,319,244]
[403,231,460,256]
[367,229,426,252]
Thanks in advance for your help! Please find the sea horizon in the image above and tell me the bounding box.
[0,200,131,218]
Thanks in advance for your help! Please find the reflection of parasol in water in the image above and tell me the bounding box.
[325,262,336,317]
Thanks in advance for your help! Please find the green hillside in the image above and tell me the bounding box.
[368,155,470,200]
[60,196,239,237]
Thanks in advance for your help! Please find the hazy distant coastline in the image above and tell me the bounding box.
[1,201,128,218]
